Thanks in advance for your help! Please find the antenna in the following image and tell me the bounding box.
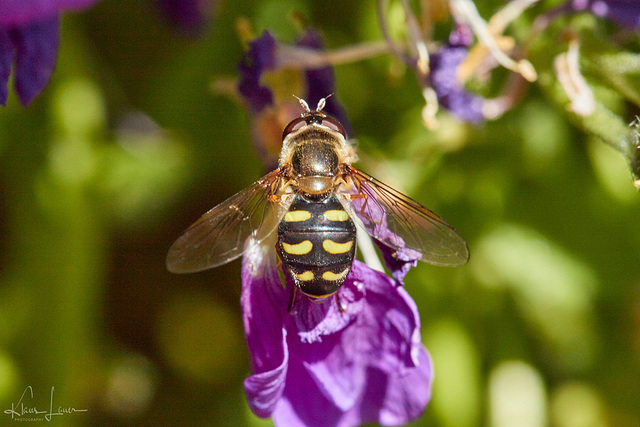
[293,95,310,113]
[317,94,332,111]
[293,94,333,113]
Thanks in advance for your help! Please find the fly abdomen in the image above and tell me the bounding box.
[277,194,356,298]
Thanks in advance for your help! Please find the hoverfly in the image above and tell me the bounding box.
[167,97,469,303]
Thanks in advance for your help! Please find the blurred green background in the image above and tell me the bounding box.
[1,0,639,426]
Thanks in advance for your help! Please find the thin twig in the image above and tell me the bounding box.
[277,41,391,69]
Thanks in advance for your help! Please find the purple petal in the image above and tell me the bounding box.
[237,31,277,112]
[241,239,290,417]
[241,239,289,372]
[347,187,403,248]
[156,0,216,36]
[240,227,432,425]
[0,0,100,106]
[274,352,432,427]
[10,16,59,106]
[289,328,367,412]
[344,261,423,372]
[273,360,345,426]
[244,337,289,418]
[378,244,420,285]
[236,29,354,173]
[275,260,432,426]
[0,0,99,27]
[286,270,363,343]
[358,349,433,425]
[448,23,474,47]
[285,277,367,410]
[0,29,12,105]
[430,45,484,123]
[569,0,640,29]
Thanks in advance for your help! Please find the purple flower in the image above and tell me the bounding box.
[429,43,484,123]
[378,246,420,285]
[567,0,640,29]
[237,31,277,113]
[156,0,216,36]
[241,238,432,426]
[237,30,351,125]
[236,29,353,168]
[0,0,99,106]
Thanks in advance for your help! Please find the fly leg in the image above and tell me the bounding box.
[287,286,298,313]
[344,192,369,217]
[335,292,346,314]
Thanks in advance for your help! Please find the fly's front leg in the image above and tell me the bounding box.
[335,292,346,314]
[343,192,368,217]
[287,286,298,313]
[338,170,370,216]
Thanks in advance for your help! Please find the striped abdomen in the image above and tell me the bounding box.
[277,194,356,298]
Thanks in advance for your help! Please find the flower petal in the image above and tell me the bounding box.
[286,271,362,343]
[241,238,289,371]
[278,260,432,425]
[156,0,216,36]
[273,349,433,427]
[430,44,484,123]
[569,0,640,29]
[237,31,277,112]
[11,15,59,106]
[241,238,290,417]
[244,331,289,418]
[0,29,13,106]
[345,261,423,372]
[0,0,99,27]
[286,305,366,410]
[357,349,433,425]
[378,243,420,285]
[273,360,345,426]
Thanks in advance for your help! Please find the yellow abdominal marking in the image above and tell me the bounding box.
[284,210,312,222]
[294,271,314,281]
[323,210,349,221]
[322,239,353,254]
[322,269,350,281]
[282,240,313,255]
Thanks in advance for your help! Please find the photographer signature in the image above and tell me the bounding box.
[3,386,87,421]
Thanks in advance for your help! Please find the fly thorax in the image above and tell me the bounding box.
[291,140,339,195]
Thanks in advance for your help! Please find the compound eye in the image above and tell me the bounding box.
[321,116,347,138]
[282,117,307,139]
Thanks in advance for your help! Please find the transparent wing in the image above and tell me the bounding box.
[343,168,469,266]
[166,170,289,273]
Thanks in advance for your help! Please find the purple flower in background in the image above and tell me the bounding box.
[0,0,99,106]
[237,31,278,113]
[430,38,484,123]
[236,29,352,168]
[237,30,351,126]
[567,0,640,30]
[241,238,432,426]
[156,0,217,37]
